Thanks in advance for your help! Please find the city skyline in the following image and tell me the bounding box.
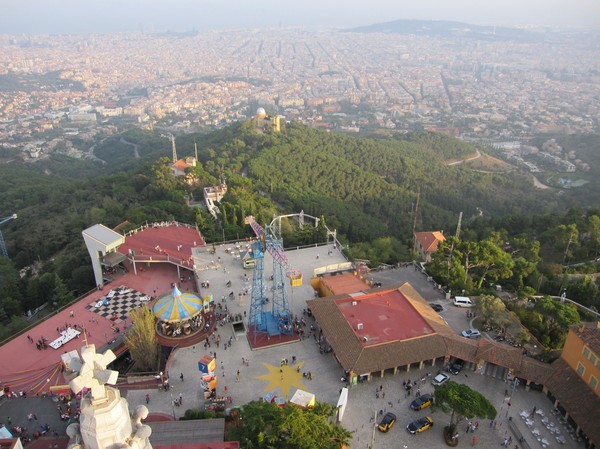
[2,0,600,35]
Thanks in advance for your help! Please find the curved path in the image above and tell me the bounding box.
[531,174,551,189]
[120,137,140,158]
[447,149,481,165]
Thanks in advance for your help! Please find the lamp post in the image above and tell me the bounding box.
[169,390,176,420]
[370,410,377,449]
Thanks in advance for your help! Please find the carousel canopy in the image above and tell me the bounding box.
[152,285,203,323]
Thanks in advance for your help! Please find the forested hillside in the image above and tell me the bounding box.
[243,122,559,241]
[0,120,598,340]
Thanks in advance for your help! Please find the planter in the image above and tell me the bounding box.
[444,425,459,447]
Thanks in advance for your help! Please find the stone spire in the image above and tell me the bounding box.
[66,344,153,449]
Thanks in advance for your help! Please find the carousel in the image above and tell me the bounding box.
[152,285,205,339]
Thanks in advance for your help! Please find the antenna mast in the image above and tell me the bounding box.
[455,211,463,239]
[171,135,177,163]
[412,187,420,241]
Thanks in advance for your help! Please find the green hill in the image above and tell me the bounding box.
[0,121,590,297]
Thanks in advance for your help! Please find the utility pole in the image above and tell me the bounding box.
[412,187,420,246]
[171,135,177,163]
[0,214,17,258]
[370,409,377,449]
[455,211,463,239]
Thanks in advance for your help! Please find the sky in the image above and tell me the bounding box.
[2,0,599,35]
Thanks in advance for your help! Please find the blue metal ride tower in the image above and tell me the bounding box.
[0,214,17,258]
[245,216,301,342]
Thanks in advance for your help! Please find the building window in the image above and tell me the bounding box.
[591,376,598,390]
[576,362,585,376]
[583,347,590,358]
[591,353,597,365]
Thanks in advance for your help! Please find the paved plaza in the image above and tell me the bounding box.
[123,243,585,449]
[0,241,586,448]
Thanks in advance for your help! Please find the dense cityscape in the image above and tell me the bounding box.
[1,14,600,449]
[0,26,599,151]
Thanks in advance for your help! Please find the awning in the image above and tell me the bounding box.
[152,286,203,323]
[102,251,127,267]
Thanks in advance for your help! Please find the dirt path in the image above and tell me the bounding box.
[120,137,140,158]
[447,149,481,165]
[531,174,551,189]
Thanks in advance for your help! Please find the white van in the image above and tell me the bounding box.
[453,296,473,307]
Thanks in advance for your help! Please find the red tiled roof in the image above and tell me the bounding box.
[24,437,69,449]
[475,339,523,368]
[545,358,600,445]
[414,231,445,253]
[336,288,435,345]
[309,282,561,385]
[306,297,363,372]
[319,273,369,296]
[443,336,480,363]
[514,357,553,385]
[172,160,192,170]
[569,322,600,356]
[307,283,449,374]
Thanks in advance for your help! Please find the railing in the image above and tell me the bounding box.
[123,220,200,238]
[508,418,532,449]
[0,287,98,347]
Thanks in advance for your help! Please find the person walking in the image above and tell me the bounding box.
[180,373,184,381]
[145,393,151,404]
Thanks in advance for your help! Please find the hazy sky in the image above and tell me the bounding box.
[2,0,599,34]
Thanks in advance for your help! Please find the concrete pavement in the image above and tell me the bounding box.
[1,243,584,449]
[124,247,584,449]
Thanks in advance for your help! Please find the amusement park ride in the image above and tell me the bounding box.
[245,216,303,343]
[0,213,17,258]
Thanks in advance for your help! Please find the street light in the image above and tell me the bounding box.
[169,390,176,420]
[370,410,377,449]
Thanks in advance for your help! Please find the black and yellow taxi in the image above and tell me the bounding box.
[377,412,397,432]
[406,416,434,434]
[410,393,433,411]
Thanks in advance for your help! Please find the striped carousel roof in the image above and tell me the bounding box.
[152,285,203,322]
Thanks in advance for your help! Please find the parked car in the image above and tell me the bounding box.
[406,416,434,434]
[377,412,397,432]
[410,394,433,410]
[431,373,449,386]
[429,303,446,312]
[461,328,481,339]
[446,359,465,375]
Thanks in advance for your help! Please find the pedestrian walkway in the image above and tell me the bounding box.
[121,258,585,449]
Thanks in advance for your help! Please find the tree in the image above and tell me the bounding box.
[587,215,600,257]
[434,381,496,443]
[467,240,514,290]
[474,294,506,327]
[124,306,158,371]
[52,274,74,309]
[230,400,353,449]
[428,237,514,292]
[533,297,580,348]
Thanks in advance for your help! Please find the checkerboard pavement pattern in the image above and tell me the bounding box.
[86,288,149,323]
